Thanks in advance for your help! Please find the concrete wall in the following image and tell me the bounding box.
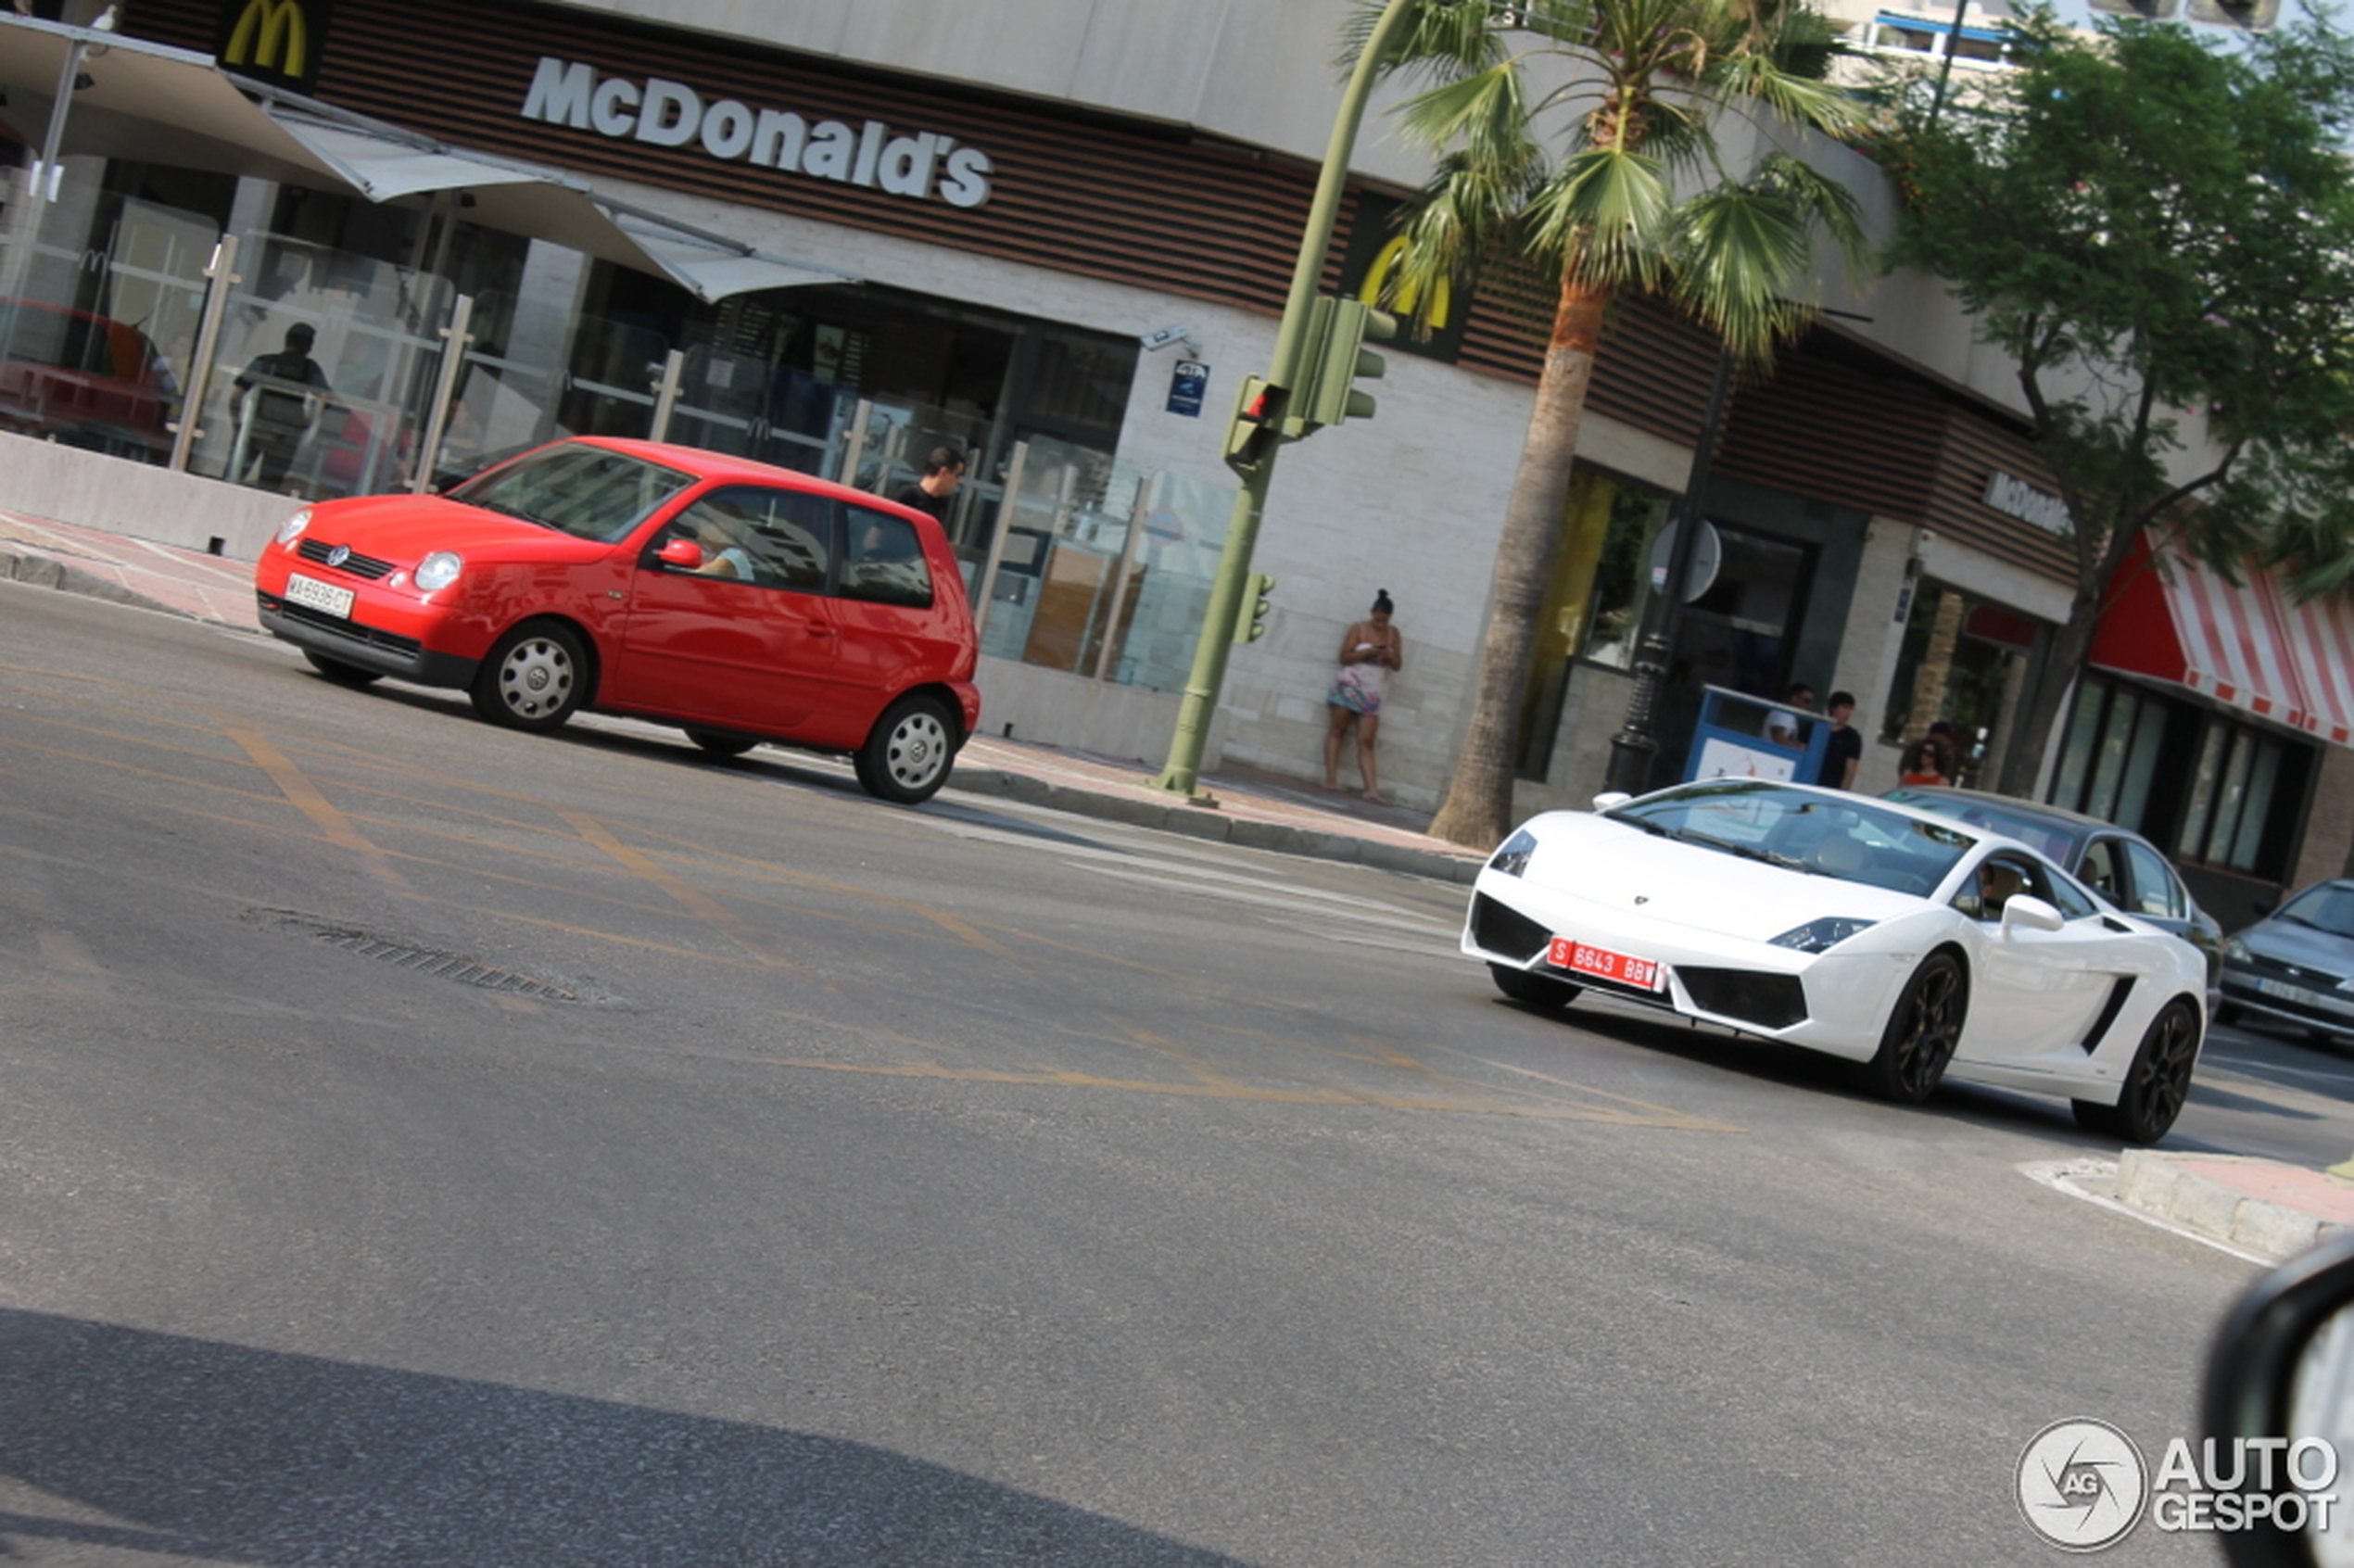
[0,433,296,561]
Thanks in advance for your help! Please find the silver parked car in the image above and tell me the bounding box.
[2217,879,2354,1044]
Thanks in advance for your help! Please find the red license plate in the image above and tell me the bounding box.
[1547,937,1665,992]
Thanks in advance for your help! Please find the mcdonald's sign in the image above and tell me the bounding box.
[215,0,336,93]
[1335,194,1467,365]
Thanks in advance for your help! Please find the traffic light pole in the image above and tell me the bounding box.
[1147,0,1417,802]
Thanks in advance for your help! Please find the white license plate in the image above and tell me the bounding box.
[1547,936,1666,993]
[284,572,355,618]
[2257,977,2317,1002]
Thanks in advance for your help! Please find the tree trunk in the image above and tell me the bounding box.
[1426,271,1609,848]
[1993,578,2106,800]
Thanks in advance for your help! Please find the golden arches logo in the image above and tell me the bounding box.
[1357,236,1451,330]
[225,0,310,77]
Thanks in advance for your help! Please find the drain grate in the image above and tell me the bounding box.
[310,929,578,1002]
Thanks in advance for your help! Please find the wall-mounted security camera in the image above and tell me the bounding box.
[1138,324,1195,353]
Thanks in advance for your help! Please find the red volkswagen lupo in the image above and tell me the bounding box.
[253,436,981,803]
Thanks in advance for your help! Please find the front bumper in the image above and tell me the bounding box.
[257,592,479,688]
[2219,963,2354,1039]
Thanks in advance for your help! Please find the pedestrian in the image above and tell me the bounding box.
[1324,589,1403,804]
[1816,690,1862,790]
[1897,735,1950,786]
[1767,681,1816,748]
[231,322,335,493]
[893,445,967,524]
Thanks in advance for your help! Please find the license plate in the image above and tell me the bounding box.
[2257,977,2317,1002]
[284,572,355,618]
[1549,936,1665,992]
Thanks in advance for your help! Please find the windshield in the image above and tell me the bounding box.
[450,443,697,543]
[1609,780,1976,896]
[1881,789,2078,866]
[2275,884,2354,939]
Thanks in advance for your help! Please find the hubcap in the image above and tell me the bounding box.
[889,713,948,786]
[500,639,572,718]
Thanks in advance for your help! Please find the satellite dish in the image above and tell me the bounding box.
[1646,519,1722,603]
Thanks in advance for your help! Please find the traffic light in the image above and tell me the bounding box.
[2185,0,2276,27]
[1232,571,1276,644]
[1222,375,1287,476]
[1295,297,1398,431]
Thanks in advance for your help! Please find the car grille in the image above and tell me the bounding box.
[1677,967,1807,1031]
[1469,893,1550,963]
[2238,951,2348,988]
[258,592,422,655]
[296,537,397,580]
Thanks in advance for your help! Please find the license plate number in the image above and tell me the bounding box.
[2257,977,2316,1002]
[284,572,355,618]
[1548,937,1664,992]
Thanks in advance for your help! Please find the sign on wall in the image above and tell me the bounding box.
[1167,360,1208,417]
[216,0,336,94]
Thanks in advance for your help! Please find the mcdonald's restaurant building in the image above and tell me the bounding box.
[5,0,2351,922]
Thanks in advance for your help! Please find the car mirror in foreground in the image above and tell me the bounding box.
[1592,791,1632,812]
[2001,895,2066,934]
[657,537,703,569]
[2202,1231,2354,1567]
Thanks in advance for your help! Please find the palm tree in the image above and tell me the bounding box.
[1343,0,1873,847]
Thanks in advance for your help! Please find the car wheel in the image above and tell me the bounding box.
[854,694,957,804]
[302,650,382,687]
[2073,999,2201,1144]
[1490,963,1580,1009]
[1863,952,1966,1105]
[685,729,759,758]
[471,622,588,732]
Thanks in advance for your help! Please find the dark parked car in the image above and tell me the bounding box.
[1882,786,2223,989]
[2217,879,2354,1045]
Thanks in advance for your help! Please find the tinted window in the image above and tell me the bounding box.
[663,487,831,591]
[1605,779,1974,895]
[841,507,935,608]
[1954,851,2095,921]
[2120,840,2187,920]
[2078,839,2127,905]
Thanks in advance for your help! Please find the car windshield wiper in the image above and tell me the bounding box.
[1671,828,1816,871]
[1611,815,1673,838]
[463,496,557,528]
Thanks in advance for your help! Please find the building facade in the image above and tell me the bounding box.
[1,0,2346,921]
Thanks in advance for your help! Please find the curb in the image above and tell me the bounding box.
[945,766,1486,885]
[2111,1151,2354,1262]
[0,548,189,618]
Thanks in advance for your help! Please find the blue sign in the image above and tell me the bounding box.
[1168,360,1209,417]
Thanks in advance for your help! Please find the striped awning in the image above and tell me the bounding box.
[2093,535,2354,747]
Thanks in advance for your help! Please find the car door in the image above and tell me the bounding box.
[608,486,837,730]
[1955,850,2155,1074]
[814,502,958,741]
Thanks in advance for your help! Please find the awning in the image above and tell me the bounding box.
[2093,534,2354,746]
[0,14,855,303]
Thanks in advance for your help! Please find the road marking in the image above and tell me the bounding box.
[553,806,801,972]
[217,720,413,892]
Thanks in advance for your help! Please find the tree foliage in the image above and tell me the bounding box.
[1345,0,1871,846]
[1887,9,2354,795]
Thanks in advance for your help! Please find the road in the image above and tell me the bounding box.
[2,584,2347,1565]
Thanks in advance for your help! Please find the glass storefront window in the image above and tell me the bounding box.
[1880,580,2039,788]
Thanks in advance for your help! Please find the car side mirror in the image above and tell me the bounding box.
[2201,1231,2354,1567]
[1592,791,1633,812]
[656,537,703,569]
[2001,895,2066,935]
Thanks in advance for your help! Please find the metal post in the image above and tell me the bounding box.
[836,397,873,487]
[1928,0,1972,125]
[0,40,89,372]
[167,233,239,474]
[411,293,475,493]
[649,348,685,443]
[1604,347,1737,795]
[1094,476,1152,682]
[1149,0,1420,802]
[970,438,1029,641]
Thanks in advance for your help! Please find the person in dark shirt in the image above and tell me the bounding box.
[1817,690,1862,790]
[231,322,334,492]
[893,445,967,523]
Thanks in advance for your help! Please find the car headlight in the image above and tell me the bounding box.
[413,551,463,592]
[1769,917,1879,954]
[2223,938,2249,963]
[273,507,312,546]
[1489,828,1538,878]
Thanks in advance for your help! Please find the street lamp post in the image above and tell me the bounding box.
[1147,0,1420,802]
[1602,346,1736,796]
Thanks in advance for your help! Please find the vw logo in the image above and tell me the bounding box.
[324,544,351,568]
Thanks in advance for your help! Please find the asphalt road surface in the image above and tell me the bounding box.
[4,584,2347,1565]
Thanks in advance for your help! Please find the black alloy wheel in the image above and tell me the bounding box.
[1864,952,1967,1105]
[2074,999,2202,1144]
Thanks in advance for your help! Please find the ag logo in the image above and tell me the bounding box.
[2018,1418,2148,1551]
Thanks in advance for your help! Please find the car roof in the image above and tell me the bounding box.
[562,436,935,523]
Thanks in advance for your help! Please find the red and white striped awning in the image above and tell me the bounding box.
[2094,537,2354,746]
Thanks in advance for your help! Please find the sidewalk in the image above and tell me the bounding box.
[4,506,2348,1265]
